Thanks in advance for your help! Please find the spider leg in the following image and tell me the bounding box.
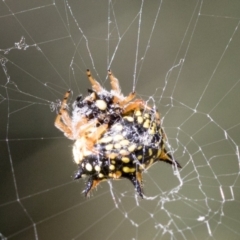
[74,117,88,137]
[119,92,136,106]
[85,123,108,152]
[55,90,74,139]
[122,99,160,124]
[86,69,103,93]
[87,124,108,142]
[123,99,157,116]
[60,108,72,128]
[73,122,108,164]
[108,69,121,94]
[122,99,141,113]
[55,112,73,139]
[108,70,136,105]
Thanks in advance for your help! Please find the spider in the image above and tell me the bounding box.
[55,69,181,198]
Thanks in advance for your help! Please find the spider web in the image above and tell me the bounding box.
[1,0,240,239]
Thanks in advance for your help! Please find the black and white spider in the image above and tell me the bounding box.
[55,70,181,198]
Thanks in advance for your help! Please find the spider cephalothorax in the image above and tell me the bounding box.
[55,69,181,198]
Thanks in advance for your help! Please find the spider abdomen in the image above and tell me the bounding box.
[74,109,169,197]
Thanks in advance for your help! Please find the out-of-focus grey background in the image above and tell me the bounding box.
[1,1,240,239]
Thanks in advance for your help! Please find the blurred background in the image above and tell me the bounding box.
[1,0,240,239]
